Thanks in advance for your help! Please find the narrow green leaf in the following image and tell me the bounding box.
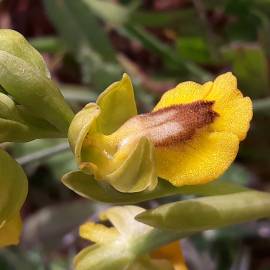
[44,0,116,61]
[60,84,97,103]
[136,191,270,231]
[82,0,136,25]
[12,139,75,178]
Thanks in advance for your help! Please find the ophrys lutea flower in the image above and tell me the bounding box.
[67,72,252,193]
[75,206,188,270]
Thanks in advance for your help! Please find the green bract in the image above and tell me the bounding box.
[66,74,157,193]
[62,171,247,204]
[0,29,74,142]
[136,190,270,231]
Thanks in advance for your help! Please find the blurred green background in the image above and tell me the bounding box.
[1,0,270,269]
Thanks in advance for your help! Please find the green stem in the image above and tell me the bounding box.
[16,142,69,165]
[253,97,270,113]
[60,84,97,103]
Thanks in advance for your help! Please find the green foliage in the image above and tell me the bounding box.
[43,0,122,90]
[222,44,270,97]
[2,0,270,269]
[82,0,137,25]
[0,30,74,141]
[136,191,270,231]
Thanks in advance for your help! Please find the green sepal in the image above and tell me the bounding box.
[62,171,247,204]
[67,74,157,192]
[96,73,137,134]
[68,103,100,162]
[136,190,270,231]
[68,74,137,158]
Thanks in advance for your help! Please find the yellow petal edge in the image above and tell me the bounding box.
[154,72,252,186]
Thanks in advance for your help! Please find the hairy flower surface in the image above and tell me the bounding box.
[75,206,187,270]
[67,73,252,192]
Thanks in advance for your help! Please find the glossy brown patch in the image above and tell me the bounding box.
[138,100,218,147]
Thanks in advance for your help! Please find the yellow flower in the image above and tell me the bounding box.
[75,206,188,270]
[0,214,22,247]
[66,72,252,193]
[153,72,252,186]
[0,149,28,247]
[151,241,188,270]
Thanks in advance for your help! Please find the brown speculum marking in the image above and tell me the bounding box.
[133,100,219,147]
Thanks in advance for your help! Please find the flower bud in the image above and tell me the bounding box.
[0,29,74,139]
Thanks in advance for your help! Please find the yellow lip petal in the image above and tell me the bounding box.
[154,80,212,110]
[155,131,239,186]
[205,72,242,110]
[79,222,118,244]
[209,72,238,99]
[204,72,252,140]
[211,96,253,141]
